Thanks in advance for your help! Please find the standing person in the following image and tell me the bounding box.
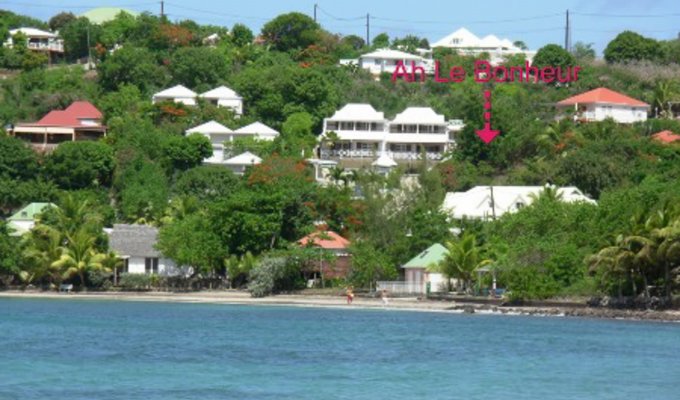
[346,287,354,305]
[381,289,389,306]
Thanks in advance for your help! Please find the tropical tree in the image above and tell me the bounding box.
[22,224,64,286]
[437,234,493,292]
[225,251,257,288]
[52,230,107,289]
[604,31,663,63]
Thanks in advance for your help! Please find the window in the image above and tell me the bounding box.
[355,122,369,131]
[326,121,339,130]
[339,122,354,130]
[451,38,461,45]
[390,144,410,152]
[123,259,129,273]
[145,258,159,274]
[424,145,440,153]
[515,202,524,210]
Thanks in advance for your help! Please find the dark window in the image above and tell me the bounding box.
[145,258,159,274]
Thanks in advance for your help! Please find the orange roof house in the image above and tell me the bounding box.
[556,88,649,124]
[10,101,106,152]
[297,230,351,280]
[652,130,680,144]
[297,230,350,250]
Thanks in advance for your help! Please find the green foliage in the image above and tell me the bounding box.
[44,141,115,189]
[248,256,304,297]
[0,221,21,280]
[98,46,167,93]
[348,241,395,289]
[168,47,230,90]
[157,212,225,274]
[0,135,39,180]
[118,272,152,290]
[437,234,492,291]
[372,33,389,48]
[572,41,596,61]
[173,165,239,202]
[115,157,169,223]
[60,17,101,61]
[230,23,253,47]
[604,31,663,64]
[161,133,212,171]
[261,12,320,52]
[532,44,576,69]
[48,12,76,32]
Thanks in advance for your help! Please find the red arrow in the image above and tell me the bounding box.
[476,90,500,144]
[476,123,500,144]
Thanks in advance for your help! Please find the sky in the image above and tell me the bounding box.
[3,0,680,55]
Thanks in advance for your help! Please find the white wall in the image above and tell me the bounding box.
[153,96,196,106]
[589,104,647,123]
[125,256,189,276]
[216,99,243,115]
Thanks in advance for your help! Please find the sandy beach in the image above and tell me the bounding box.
[2,290,680,322]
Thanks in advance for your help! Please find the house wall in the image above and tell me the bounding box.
[404,269,451,293]
[216,99,243,115]
[125,256,188,276]
[153,96,196,106]
[589,104,647,123]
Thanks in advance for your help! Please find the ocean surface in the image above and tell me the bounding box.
[1,298,679,400]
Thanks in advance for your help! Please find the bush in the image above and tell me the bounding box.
[87,269,112,290]
[248,257,304,297]
[118,273,152,291]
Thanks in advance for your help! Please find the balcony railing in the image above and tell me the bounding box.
[320,149,443,161]
[27,41,64,52]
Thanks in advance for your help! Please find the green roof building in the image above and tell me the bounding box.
[400,243,450,294]
[402,243,448,270]
[81,7,139,25]
[7,202,55,236]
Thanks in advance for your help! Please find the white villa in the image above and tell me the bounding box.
[223,151,262,175]
[108,224,190,277]
[199,86,243,115]
[152,85,243,114]
[319,103,462,165]
[354,48,433,75]
[4,27,64,56]
[432,27,536,65]
[152,85,197,106]
[556,87,650,124]
[186,120,278,165]
[442,185,596,220]
[186,120,234,164]
[233,121,279,141]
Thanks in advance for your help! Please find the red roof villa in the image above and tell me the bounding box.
[10,101,106,152]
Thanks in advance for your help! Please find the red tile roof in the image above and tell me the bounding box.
[65,101,103,119]
[557,88,649,108]
[652,130,680,144]
[298,231,350,249]
[30,101,103,127]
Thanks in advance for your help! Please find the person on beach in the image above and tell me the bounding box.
[381,289,389,306]
[346,287,354,304]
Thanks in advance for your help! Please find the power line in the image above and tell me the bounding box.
[572,11,680,18]
[316,5,364,21]
[163,1,270,22]
[371,12,563,25]
[1,1,156,9]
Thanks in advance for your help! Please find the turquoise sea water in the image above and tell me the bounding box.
[1,298,679,400]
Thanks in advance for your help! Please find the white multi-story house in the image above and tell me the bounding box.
[319,103,461,165]
[355,48,434,75]
[431,27,536,65]
[186,120,277,165]
[4,28,64,56]
[556,87,649,124]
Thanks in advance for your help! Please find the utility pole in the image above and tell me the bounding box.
[564,9,570,52]
[366,13,370,47]
[489,186,497,220]
[313,3,317,22]
[86,25,91,69]
[160,1,165,19]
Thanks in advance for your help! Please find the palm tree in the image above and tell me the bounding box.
[51,194,102,238]
[528,184,564,204]
[51,230,107,289]
[99,251,123,286]
[437,234,493,292]
[328,166,347,187]
[22,225,64,287]
[653,80,677,119]
[160,196,201,225]
[587,240,633,301]
[651,218,680,302]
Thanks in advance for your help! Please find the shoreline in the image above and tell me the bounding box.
[2,290,680,323]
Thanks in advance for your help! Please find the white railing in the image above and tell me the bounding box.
[389,152,443,161]
[376,281,424,294]
[27,42,64,52]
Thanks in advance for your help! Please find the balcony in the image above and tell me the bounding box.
[27,41,64,53]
